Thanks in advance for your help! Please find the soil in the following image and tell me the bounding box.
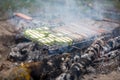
[0,21,16,59]
[83,71,120,80]
[0,20,120,80]
[0,21,17,74]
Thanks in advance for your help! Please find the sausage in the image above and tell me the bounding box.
[14,13,32,20]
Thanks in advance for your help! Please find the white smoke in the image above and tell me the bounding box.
[15,0,117,24]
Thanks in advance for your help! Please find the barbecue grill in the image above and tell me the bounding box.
[12,13,120,54]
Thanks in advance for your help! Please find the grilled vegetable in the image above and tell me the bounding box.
[38,37,55,45]
[24,27,73,46]
[48,34,56,38]
[36,27,50,37]
[55,37,73,46]
[35,28,43,31]
[24,29,45,41]
[36,27,50,31]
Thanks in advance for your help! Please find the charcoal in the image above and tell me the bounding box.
[8,42,49,62]
[112,27,120,37]
[5,35,120,80]
[9,47,28,61]
[82,36,120,59]
[56,36,120,80]
[15,35,31,44]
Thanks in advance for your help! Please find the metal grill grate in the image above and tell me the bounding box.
[12,13,120,54]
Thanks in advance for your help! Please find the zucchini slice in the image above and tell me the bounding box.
[55,37,73,46]
[24,29,45,40]
[38,37,55,45]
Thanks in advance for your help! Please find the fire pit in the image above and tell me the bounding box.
[0,0,120,80]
